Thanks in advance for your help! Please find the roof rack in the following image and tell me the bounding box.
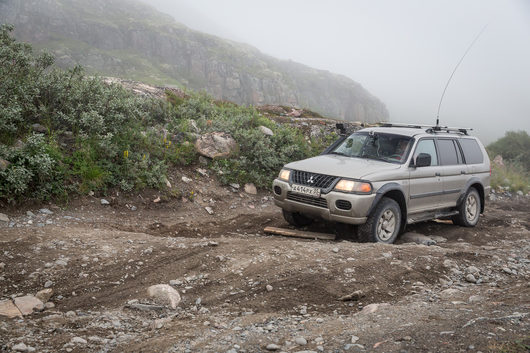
[378,123,473,135]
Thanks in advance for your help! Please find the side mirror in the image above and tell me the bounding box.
[414,153,431,167]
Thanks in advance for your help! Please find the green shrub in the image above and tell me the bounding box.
[487,131,530,172]
[490,161,529,194]
[0,25,327,201]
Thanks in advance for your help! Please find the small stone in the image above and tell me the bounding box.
[205,207,214,215]
[0,213,9,223]
[55,259,68,266]
[169,279,183,286]
[230,183,240,189]
[182,176,192,183]
[266,285,273,292]
[351,335,359,343]
[39,208,54,215]
[0,158,9,171]
[502,267,513,275]
[332,247,339,253]
[100,199,110,205]
[196,168,208,177]
[12,343,28,352]
[265,344,280,351]
[32,123,47,133]
[153,196,161,203]
[465,274,477,283]
[35,288,53,303]
[295,337,307,345]
[468,295,483,303]
[147,284,181,309]
[26,211,35,217]
[44,280,53,288]
[466,266,479,274]
[71,337,87,345]
[0,262,4,270]
[44,302,55,309]
[244,183,258,195]
[360,303,389,314]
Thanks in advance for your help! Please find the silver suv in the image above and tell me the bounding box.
[272,124,491,243]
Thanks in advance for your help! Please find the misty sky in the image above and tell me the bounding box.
[143,0,530,143]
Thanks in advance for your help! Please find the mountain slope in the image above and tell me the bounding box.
[0,0,389,122]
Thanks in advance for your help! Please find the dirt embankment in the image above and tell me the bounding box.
[0,178,529,353]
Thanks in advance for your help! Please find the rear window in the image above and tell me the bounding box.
[459,139,483,164]
[438,139,460,165]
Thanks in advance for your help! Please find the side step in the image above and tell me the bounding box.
[264,227,336,241]
[407,210,458,224]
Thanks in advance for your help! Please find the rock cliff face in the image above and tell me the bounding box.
[0,0,389,122]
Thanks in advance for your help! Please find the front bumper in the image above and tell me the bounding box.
[272,179,375,225]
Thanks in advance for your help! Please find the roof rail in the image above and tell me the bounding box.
[378,122,473,135]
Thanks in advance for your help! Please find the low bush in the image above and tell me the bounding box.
[0,25,328,201]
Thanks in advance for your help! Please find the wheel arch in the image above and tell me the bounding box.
[457,179,485,214]
[368,183,408,233]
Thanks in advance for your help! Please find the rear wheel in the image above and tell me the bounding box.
[358,197,401,244]
[452,188,481,227]
[282,209,313,227]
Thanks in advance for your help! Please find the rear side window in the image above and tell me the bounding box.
[437,139,460,165]
[414,139,438,166]
[459,139,484,164]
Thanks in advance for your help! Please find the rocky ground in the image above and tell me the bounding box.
[0,174,529,353]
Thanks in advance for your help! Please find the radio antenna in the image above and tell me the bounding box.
[436,24,488,127]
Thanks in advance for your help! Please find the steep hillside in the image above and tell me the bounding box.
[0,0,388,122]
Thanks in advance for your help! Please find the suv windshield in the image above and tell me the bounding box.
[330,132,412,163]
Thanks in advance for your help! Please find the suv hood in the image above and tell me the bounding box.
[285,155,401,180]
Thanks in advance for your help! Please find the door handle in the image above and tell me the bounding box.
[461,170,466,174]
[435,172,441,177]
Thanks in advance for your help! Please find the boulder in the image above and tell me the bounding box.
[13,295,44,315]
[195,132,238,159]
[0,158,9,171]
[258,125,274,136]
[146,284,181,309]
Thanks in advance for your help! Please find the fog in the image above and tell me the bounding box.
[143,0,530,144]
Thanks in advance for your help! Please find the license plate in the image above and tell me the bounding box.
[291,184,321,198]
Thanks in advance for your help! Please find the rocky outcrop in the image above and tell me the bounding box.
[0,0,389,123]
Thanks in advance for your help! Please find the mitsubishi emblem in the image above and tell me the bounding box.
[307,176,315,184]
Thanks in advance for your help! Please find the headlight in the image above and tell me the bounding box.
[334,179,372,193]
[279,169,291,181]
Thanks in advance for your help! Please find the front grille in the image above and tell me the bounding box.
[291,170,338,189]
[336,200,352,210]
[287,192,328,208]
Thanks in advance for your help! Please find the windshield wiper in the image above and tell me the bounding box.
[330,151,348,156]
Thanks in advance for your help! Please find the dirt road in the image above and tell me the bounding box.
[0,181,528,352]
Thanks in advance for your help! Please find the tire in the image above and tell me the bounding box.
[452,188,481,227]
[282,209,313,227]
[358,197,401,244]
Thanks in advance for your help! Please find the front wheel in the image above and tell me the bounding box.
[282,209,313,227]
[358,197,401,244]
[452,188,481,227]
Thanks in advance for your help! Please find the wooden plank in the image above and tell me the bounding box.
[264,226,336,241]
